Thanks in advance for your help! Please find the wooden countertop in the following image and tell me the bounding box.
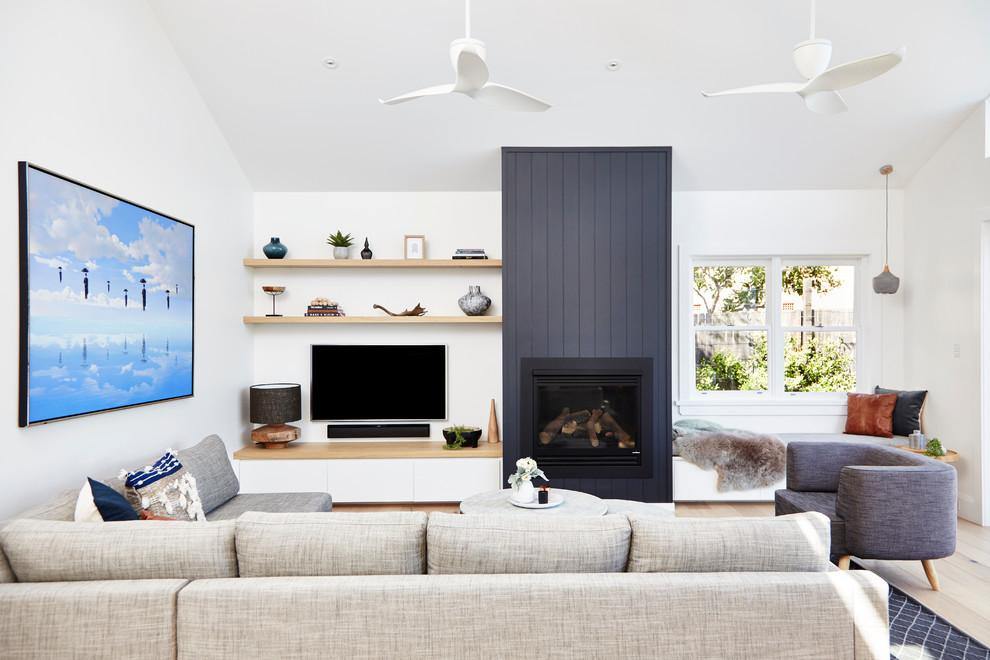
[233,441,503,460]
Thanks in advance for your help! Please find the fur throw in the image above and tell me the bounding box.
[674,429,786,492]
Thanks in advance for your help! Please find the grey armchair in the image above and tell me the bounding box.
[775,442,957,590]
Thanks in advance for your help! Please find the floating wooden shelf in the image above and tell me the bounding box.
[243,315,501,324]
[234,441,503,460]
[244,258,501,269]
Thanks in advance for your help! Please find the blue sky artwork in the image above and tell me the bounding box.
[23,166,193,424]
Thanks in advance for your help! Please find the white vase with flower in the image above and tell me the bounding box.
[507,457,548,503]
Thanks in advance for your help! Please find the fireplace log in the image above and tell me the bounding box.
[586,409,604,447]
[599,412,633,448]
[540,408,591,444]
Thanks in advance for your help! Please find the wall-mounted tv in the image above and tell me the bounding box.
[311,344,447,421]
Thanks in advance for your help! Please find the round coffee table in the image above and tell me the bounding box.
[459,488,608,516]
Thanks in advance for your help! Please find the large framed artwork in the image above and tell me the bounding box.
[18,163,194,426]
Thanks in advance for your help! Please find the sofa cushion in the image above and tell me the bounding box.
[74,478,140,522]
[626,512,832,573]
[236,511,426,577]
[123,451,206,521]
[427,512,630,574]
[206,492,332,520]
[174,434,240,515]
[0,543,14,583]
[0,519,237,582]
[844,392,897,438]
[875,386,928,436]
[774,490,846,555]
[0,578,187,659]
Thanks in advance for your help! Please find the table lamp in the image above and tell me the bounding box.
[249,383,302,449]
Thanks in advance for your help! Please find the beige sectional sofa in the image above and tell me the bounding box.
[0,510,889,659]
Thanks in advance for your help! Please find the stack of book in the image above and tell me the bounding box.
[305,298,345,317]
[452,248,488,260]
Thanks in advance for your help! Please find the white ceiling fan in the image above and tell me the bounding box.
[379,0,551,112]
[702,0,905,114]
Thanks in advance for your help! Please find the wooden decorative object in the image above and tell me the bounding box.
[250,423,301,449]
[372,303,427,316]
[895,446,959,463]
[487,399,500,443]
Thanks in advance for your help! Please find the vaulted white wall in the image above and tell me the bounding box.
[0,0,253,519]
[904,101,990,524]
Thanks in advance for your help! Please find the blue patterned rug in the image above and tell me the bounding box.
[889,585,989,660]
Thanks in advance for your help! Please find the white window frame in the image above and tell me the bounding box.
[680,255,865,410]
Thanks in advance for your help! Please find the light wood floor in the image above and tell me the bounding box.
[335,501,990,645]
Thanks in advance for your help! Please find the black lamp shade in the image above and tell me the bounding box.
[250,383,301,424]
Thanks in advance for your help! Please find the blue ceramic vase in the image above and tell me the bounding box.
[263,237,287,259]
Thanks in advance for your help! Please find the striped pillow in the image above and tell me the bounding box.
[122,451,205,521]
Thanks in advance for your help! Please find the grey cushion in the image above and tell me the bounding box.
[236,511,427,577]
[427,512,631,574]
[0,519,237,582]
[626,512,832,573]
[11,488,79,521]
[206,492,332,520]
[174,434,240,514]
[0,543,14,583]
[774,490,846,554]
[0,579,187,659]
[785,442,874,492]
[604,499,675,518]
[875,386,928,436]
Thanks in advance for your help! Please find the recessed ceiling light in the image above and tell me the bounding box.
[606,59,622,71]
[322,57,339,69]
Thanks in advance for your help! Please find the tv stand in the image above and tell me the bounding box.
[233,441,502,503]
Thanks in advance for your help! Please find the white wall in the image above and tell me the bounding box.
[0,0,253,518]
[904,101,990,524]
[672,189,905,433]
[251,193,502,442]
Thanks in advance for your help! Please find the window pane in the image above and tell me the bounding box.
[784,331,856,392]
[693,266,766,326]
[695,331,767,391]
[780,266,854,327]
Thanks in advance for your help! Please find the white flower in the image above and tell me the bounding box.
[507,456,549,487]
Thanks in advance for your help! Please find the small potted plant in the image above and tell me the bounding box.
[507,457,548,503]
[925,437,946,458]
[442,425,481,449]
[327,230,354,259]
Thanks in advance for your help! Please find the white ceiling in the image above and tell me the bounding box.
[147,0,990,192]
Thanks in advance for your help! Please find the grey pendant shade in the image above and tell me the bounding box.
[872,164,900,294]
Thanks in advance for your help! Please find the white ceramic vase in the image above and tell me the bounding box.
[333,246,349,259]
[511,480,536,503]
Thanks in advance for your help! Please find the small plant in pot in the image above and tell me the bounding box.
[327,230,354,259]
[442,425,482,449]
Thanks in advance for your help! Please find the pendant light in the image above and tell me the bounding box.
[872,164,900,294]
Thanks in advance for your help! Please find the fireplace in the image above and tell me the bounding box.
[520,358,654,480]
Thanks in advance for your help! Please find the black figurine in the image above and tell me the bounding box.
[361,237,373,259]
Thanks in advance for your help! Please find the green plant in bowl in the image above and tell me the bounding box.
[924,438,946,458]
[443,425,481,449]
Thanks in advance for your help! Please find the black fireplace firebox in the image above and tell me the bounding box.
[520,358,654,480]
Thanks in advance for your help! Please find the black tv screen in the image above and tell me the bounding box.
[311,344,447,421]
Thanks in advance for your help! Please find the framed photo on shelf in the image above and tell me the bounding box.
[404,234,425,260]
[17,162,195,427]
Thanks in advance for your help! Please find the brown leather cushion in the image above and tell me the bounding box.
[844,393,897,438]
[139,510,179,521]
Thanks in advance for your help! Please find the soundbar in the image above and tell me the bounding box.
[326,423,431,439]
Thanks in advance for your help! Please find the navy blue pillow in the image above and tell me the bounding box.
[875,386,928,437]
[89,478,139,521]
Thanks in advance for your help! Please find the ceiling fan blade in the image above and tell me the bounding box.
[799,90,848,114]
[379,84,456,106]
[803,46,906,93]
[701,82,805,97]
[452,39,489,91]
[467,83,551,112]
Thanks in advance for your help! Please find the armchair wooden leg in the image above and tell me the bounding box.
[921,560,940,591]
[838,555,851,570]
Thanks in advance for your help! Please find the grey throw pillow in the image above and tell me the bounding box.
[874,386,928,436]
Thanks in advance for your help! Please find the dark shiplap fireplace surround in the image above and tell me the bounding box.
[501,147,672,502]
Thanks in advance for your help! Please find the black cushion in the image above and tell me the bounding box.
[874,386,928,436]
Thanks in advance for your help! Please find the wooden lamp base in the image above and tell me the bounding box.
[251,423,301,449]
